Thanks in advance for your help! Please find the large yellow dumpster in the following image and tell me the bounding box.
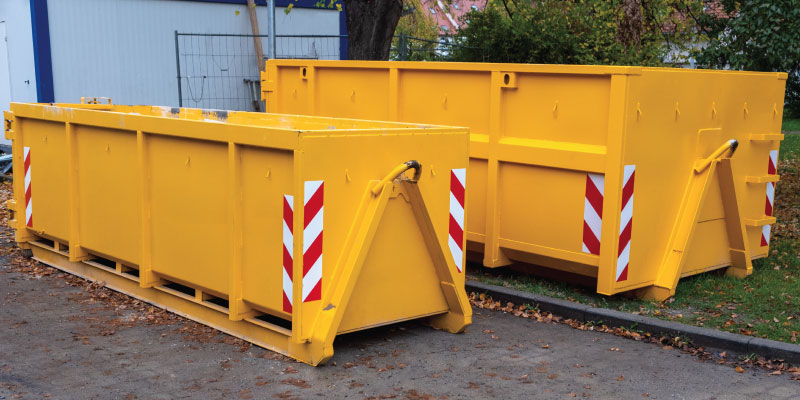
[261,60,787,300]
[4,100,472,365]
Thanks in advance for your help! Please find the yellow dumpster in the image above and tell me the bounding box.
[260,60,787,300]
[4,100,472,365]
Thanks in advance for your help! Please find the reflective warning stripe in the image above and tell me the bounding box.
[582,173,604,255]
[616,165,635,282]
[303,180,323,302]
[23,146,32,228]
[762,150,778,246]
[449,169,466,272]
[282,195,294,313]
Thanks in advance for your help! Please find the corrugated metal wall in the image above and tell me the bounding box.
[47,0,340,107]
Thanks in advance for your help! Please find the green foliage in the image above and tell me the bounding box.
[694,0,800,116]
[450,0,699,66]
[391,0,442,61]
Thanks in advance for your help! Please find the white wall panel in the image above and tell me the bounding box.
[0,0,39,106]
[47,0,340,107]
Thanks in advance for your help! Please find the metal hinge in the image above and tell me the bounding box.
[3,111,13,141]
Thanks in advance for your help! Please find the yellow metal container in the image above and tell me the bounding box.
[261,60,787,300]
[4,101,472,365]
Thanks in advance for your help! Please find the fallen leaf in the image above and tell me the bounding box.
[280,378,311,389]
[616,375,624,381]
[735,366,744,373]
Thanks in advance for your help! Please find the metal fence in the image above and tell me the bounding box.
[175,32,344,111]
[391,35,475,62]
[174,32,473,112]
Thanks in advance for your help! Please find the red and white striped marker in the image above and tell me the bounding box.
[762,150,778,247]
[303,180,323,302]
[23,146,32,227]
[582,173,604,255]
[448,168,466,272]
[282,194,294,313]
[616,165,635,282]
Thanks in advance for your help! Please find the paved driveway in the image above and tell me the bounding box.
[1,260,797,400]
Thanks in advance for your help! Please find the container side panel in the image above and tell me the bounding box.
[315,68,390,121]
[397,70,491,135]
[300,131,468,334]
[683,219,732,275]
[617,70,785,289]
[501,74,610,147]
[240,145,294,316]
[76,125,141,264]
[21,118,69,242]
[497,163,588,256]
[149,135,229,296]
[466,158,487,241]
[339,196,449,333]
[275,66,309,116]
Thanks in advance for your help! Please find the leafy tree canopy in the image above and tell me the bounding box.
[694,0,800,116]
[450,0,699,66]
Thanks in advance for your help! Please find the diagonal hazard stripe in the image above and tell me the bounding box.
[582,221,600,255]
[585,175,604,217]
[304,185,324,228]
[450,171,465,208]
[303,233,322,275]
[621,171,635,208]
[618,219,632,256]
[449,214,463,249]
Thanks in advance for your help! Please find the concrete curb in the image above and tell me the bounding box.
[466,281,800,364]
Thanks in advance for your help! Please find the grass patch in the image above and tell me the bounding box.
[780,133,800,161]
[783,118,800,132]
[469,135,800,344]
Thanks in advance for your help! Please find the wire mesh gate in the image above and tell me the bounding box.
[175,32,345,111]
[174,32,473,111]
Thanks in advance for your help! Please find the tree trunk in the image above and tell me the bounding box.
[343,0,403,60]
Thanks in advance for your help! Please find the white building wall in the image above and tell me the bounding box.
[0,0,39,106]
[46,0,340,107]
[0,0,39,145]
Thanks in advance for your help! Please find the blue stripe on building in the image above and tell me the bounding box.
[29,0,54,103]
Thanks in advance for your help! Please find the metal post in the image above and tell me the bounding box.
[268,0,276,59]
[174,30,183,107]
[399,34,408,61]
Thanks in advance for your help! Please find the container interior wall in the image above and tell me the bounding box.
[616,69,785,290]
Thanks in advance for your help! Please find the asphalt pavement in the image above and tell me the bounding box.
[1,259,798,400]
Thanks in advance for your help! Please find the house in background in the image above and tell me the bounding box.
[0,0,347,137]
[421,0,484,35]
